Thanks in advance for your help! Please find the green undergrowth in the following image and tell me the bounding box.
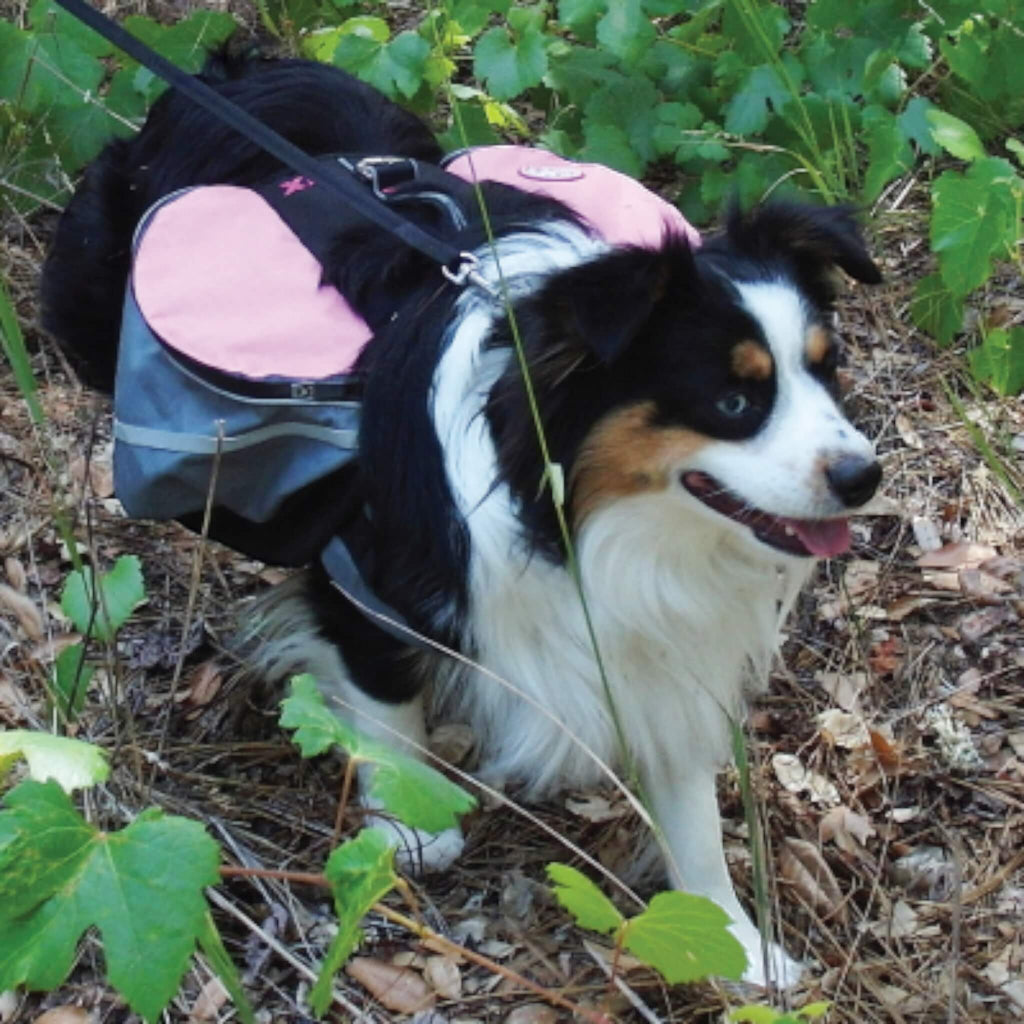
[3,0,1022,388]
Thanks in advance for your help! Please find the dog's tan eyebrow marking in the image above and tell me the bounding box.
[570,401,707,527]
[730,340,774,380]
[805,324,831,365]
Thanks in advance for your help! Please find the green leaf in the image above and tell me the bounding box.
[450,0,512,36]
[546,863,624,935]
[725,64,789,136]
[121,11,238,74]
[60,554,145,643]
[0,781,222,1023]
[279,677,476,833]
[310,828,397,1015]
[29,0,115,57]
[926,109,987,162]
[970,327,1024,396]
[473,24,548,101]
[52,643,94,721]
[583,74,660,164]
[898,96,941,156]
[333,31,430,100]
[596,0,656,66]
[196,912,256,1024]
[730,1007,782,1024]
[558,0,606,41]
[0,731,108,793]
[910,273,964,344]
[622,890,747,984]
[931,158,1019,296]
[862,105,913,202]
[579,121,643,177]
[722,0,789,66]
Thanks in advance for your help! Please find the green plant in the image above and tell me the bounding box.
[53,554,146,720]
[0,1,236,212]
[0,678,478,1021]
[548,861,747,983]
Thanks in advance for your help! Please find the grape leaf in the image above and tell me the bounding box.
[898,96,941,156]
[596,0,655,66]
[722,0,789,66]
[970,327,1024,396]
[910,272,964,344]
[547,863,624,935]
[279,676,476,833]
[622,890,747,984]
[0,781,232,1024]
[927,109,987,162]
[60,554,145,643]
[0,730,108,792]
[310,828,397,1015]
[931,158,1019,296]
[725,64,789,136]
[473,23,548,100]
[29,0,114,57]
[862,105,913,202]
[333,31,430,100]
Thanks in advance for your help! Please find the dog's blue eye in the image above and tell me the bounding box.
[716,392,750,417]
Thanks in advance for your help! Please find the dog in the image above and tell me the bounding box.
[42,53,883,988]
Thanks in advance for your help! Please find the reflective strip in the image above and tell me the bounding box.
[115,419,357,454]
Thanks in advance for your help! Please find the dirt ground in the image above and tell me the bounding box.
[1,26,1024,1024]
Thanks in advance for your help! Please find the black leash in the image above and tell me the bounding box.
[54,0,490,292]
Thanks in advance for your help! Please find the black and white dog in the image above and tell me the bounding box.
[43,55,882,987]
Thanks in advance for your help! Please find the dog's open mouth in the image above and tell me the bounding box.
[682,472,850,558]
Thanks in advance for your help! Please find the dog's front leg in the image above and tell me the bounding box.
[643,761,803,989]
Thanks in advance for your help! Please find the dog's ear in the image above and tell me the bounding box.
[552,238,696,364]
[727,201,882,290]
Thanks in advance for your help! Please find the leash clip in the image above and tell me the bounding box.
[442,252,496,295]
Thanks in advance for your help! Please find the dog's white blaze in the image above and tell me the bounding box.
[691,280,876,525]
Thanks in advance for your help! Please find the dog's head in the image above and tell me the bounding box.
[487,201,883,561]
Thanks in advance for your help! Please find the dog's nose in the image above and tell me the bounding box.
[826,455,881,508]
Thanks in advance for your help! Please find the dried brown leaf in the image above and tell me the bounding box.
[565,793,625,822]
[917,541,999,570]
[0,583,44,640]
[779,837,846,922]
[818,709,871,750]
[820,805,877,855]
[4,557,26,592]
[346,957,435,1013]
[32,1008,91,1024]
[423,955,462,999]
[188,977,228,1021]
[816,671,868,712]
[183,661,223,709]
[504,1005,557,1024]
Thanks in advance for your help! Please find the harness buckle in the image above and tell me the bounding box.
[354,156,418,199]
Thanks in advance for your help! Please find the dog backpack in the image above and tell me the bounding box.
[113,146,699,608]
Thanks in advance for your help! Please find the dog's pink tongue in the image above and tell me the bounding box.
[791,518,851,557]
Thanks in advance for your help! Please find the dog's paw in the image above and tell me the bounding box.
[364,812,465,875]
[740,940,804,989]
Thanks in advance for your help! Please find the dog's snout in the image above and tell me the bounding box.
[826,455,881,508]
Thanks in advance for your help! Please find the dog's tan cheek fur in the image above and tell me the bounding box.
[731,339,774,380]
[570,401,708,528]
[805,324,830,366]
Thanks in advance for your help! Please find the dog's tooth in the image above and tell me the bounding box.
[784,525,795,535]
